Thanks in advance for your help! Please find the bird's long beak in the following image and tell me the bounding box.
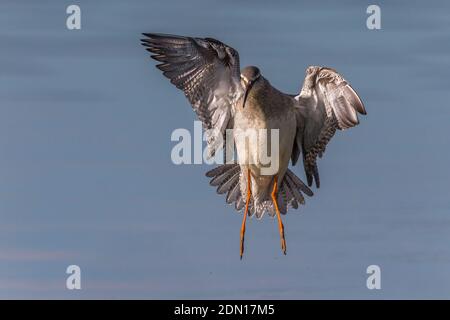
[242,80,254,109]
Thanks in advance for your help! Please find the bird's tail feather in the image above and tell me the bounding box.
[279,168,314,214]
[206,164,245,211]
[206,165,313,218]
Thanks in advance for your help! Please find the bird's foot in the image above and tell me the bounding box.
[280,225,287,255]
[240,233,245,260]
[281,236,287,255]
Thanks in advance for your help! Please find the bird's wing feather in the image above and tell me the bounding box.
[293,66,366,188]
[141,33,244,157]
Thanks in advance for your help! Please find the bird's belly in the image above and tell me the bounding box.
[233,107,296,206]
[233,109,296,178]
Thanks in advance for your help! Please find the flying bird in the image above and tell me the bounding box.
[141,33,366,258]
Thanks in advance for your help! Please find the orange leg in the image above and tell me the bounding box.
[240,168,252,259]
[271,176,287,255]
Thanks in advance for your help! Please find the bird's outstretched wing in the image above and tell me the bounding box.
[141,33,244,157]
[292,66,366,188]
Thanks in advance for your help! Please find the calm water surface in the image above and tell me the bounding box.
[1,0,450,298]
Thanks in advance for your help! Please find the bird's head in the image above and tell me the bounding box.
[240,66,261,108]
